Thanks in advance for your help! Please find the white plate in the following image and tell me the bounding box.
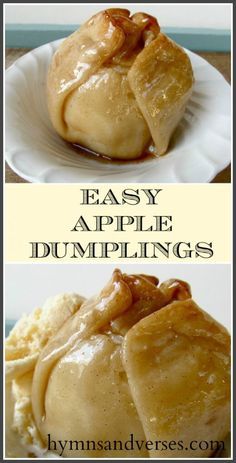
[5,39,231,183]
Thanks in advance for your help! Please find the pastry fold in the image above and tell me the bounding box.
[123,299,230,457]
[47,9,194,159]
[30,270,230,458]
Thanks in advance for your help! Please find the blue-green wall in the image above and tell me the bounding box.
[5,24,231,51]
[5,320,15,337]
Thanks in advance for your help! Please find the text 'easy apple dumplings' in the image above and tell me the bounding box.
[47,9,194,160]
[31,270,230,458]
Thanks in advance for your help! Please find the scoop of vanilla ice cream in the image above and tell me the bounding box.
[5,293,85,458]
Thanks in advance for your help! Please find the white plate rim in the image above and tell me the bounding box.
[5,39,231,184]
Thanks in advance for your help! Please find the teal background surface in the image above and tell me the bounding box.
[5,320,16,337]
[5,24,231,51]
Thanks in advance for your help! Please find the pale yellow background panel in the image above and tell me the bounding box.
[5,184,231,263]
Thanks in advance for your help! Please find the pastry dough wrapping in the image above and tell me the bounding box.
[47,9,194,159]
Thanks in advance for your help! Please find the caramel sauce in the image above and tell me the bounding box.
[68,142,159,165]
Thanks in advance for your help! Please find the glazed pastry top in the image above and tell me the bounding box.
[47,9,194,159]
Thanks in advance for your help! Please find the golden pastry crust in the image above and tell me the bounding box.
[47,9,193,159]
[30,270,229,459]
[6,271,230,458]
[128,33,194,155]
[123,299,230,458]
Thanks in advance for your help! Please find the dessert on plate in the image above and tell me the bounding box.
[5,270,230,458]
[47,9,194,160]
